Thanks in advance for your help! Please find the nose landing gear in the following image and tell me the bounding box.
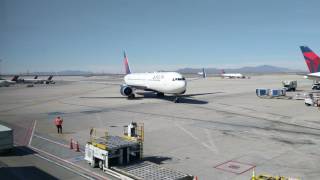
[174,96,180,103]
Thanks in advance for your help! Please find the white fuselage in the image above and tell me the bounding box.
[0,79,16,87]
[124,72,187,94]
[22,78,45,83]
[0,80,8,87]
[222,73,245,78]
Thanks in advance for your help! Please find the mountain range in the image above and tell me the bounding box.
[177,65,305,74]
[8,65,305,76]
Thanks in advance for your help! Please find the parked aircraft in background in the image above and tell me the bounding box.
[221,69,245,79]
[0,76,19,87]
[15,75,55,84]
[44,75,55,84]
[300,46,320,81]
[197,68,207,78]
[300,46,320,90]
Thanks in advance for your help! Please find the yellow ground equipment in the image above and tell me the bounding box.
[123,122,144,159]
[251,169,300,180]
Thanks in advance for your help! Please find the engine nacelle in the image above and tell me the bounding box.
[120,85,134,96]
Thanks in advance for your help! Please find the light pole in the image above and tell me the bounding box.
[0,59,2,77]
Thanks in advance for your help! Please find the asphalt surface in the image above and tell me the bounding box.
[0,74,320,180]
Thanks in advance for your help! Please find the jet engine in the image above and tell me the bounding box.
[120,85,134,97]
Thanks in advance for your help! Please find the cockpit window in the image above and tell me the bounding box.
[172,77,185,81]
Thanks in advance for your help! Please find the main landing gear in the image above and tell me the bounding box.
[127,94,135,99]
[157,92,165,97]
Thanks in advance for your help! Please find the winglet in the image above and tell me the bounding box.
[300,46,320,73]
[123,51,131,74]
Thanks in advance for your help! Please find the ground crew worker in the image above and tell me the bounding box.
[54,116,63,134]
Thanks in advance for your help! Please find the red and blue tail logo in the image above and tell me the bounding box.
[123,51,131,74]
[11,75,19,81]
[300,46,320,73]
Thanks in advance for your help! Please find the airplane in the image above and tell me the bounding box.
[300,46,320,80]
[0,76,19,87]
[197,68,207,78]
[15,75,54,84]
[300,46,320,90]
[44,75,55,84]
[221,69,245,79]
[81,52,223,103]
[120,52,187,103]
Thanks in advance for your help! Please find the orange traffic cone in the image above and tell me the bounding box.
[70,138,73,149]
[75,141,80,152]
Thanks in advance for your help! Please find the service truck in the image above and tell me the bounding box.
[282,80,297,91]
[84,123,194,180]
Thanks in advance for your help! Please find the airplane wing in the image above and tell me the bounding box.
[80,96,125,99]
[128,85,148,90]
[80,81,148,90]
[181,92,224,97]
[186,77,203,81]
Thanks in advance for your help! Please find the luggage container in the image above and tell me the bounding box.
[256,88,270,97]
[269,89,286,97]
[0,125,13,153]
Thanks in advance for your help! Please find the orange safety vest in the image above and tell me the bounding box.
[54,118,63,125]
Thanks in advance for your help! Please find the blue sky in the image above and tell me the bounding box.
[1,0,320,73]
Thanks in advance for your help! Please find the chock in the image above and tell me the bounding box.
[75,141,80,152]
[70,138,73,149]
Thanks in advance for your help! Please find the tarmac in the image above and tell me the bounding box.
[0,74,320,180]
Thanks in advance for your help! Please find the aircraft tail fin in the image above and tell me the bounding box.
[202,68,206,78]
[11,75,19,81]
[34,75,38,79]
[123,51,131,74]
[47,75,53,81]
[300,46,320,73]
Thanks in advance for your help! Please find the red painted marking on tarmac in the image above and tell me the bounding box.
[11,119,35,146]
[214,160,255,175]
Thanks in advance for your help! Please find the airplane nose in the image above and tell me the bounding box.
[182,80,187,87]
[179,80,187,93]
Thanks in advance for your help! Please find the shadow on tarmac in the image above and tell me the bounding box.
[142,156,172,165]
[0,166,58,180]
[0,146,36,157]
[80,91,224,104]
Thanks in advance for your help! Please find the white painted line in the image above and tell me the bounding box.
[27,120,106,179]
[33,134,85,153]
[29,145,108,180]
[204,129,219,154]
[34,134,70,149]
[28,121,131,180]
[28,120,37,146]
[175,123,200,141]
[33,153,93,180]
[175,122,218,153]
